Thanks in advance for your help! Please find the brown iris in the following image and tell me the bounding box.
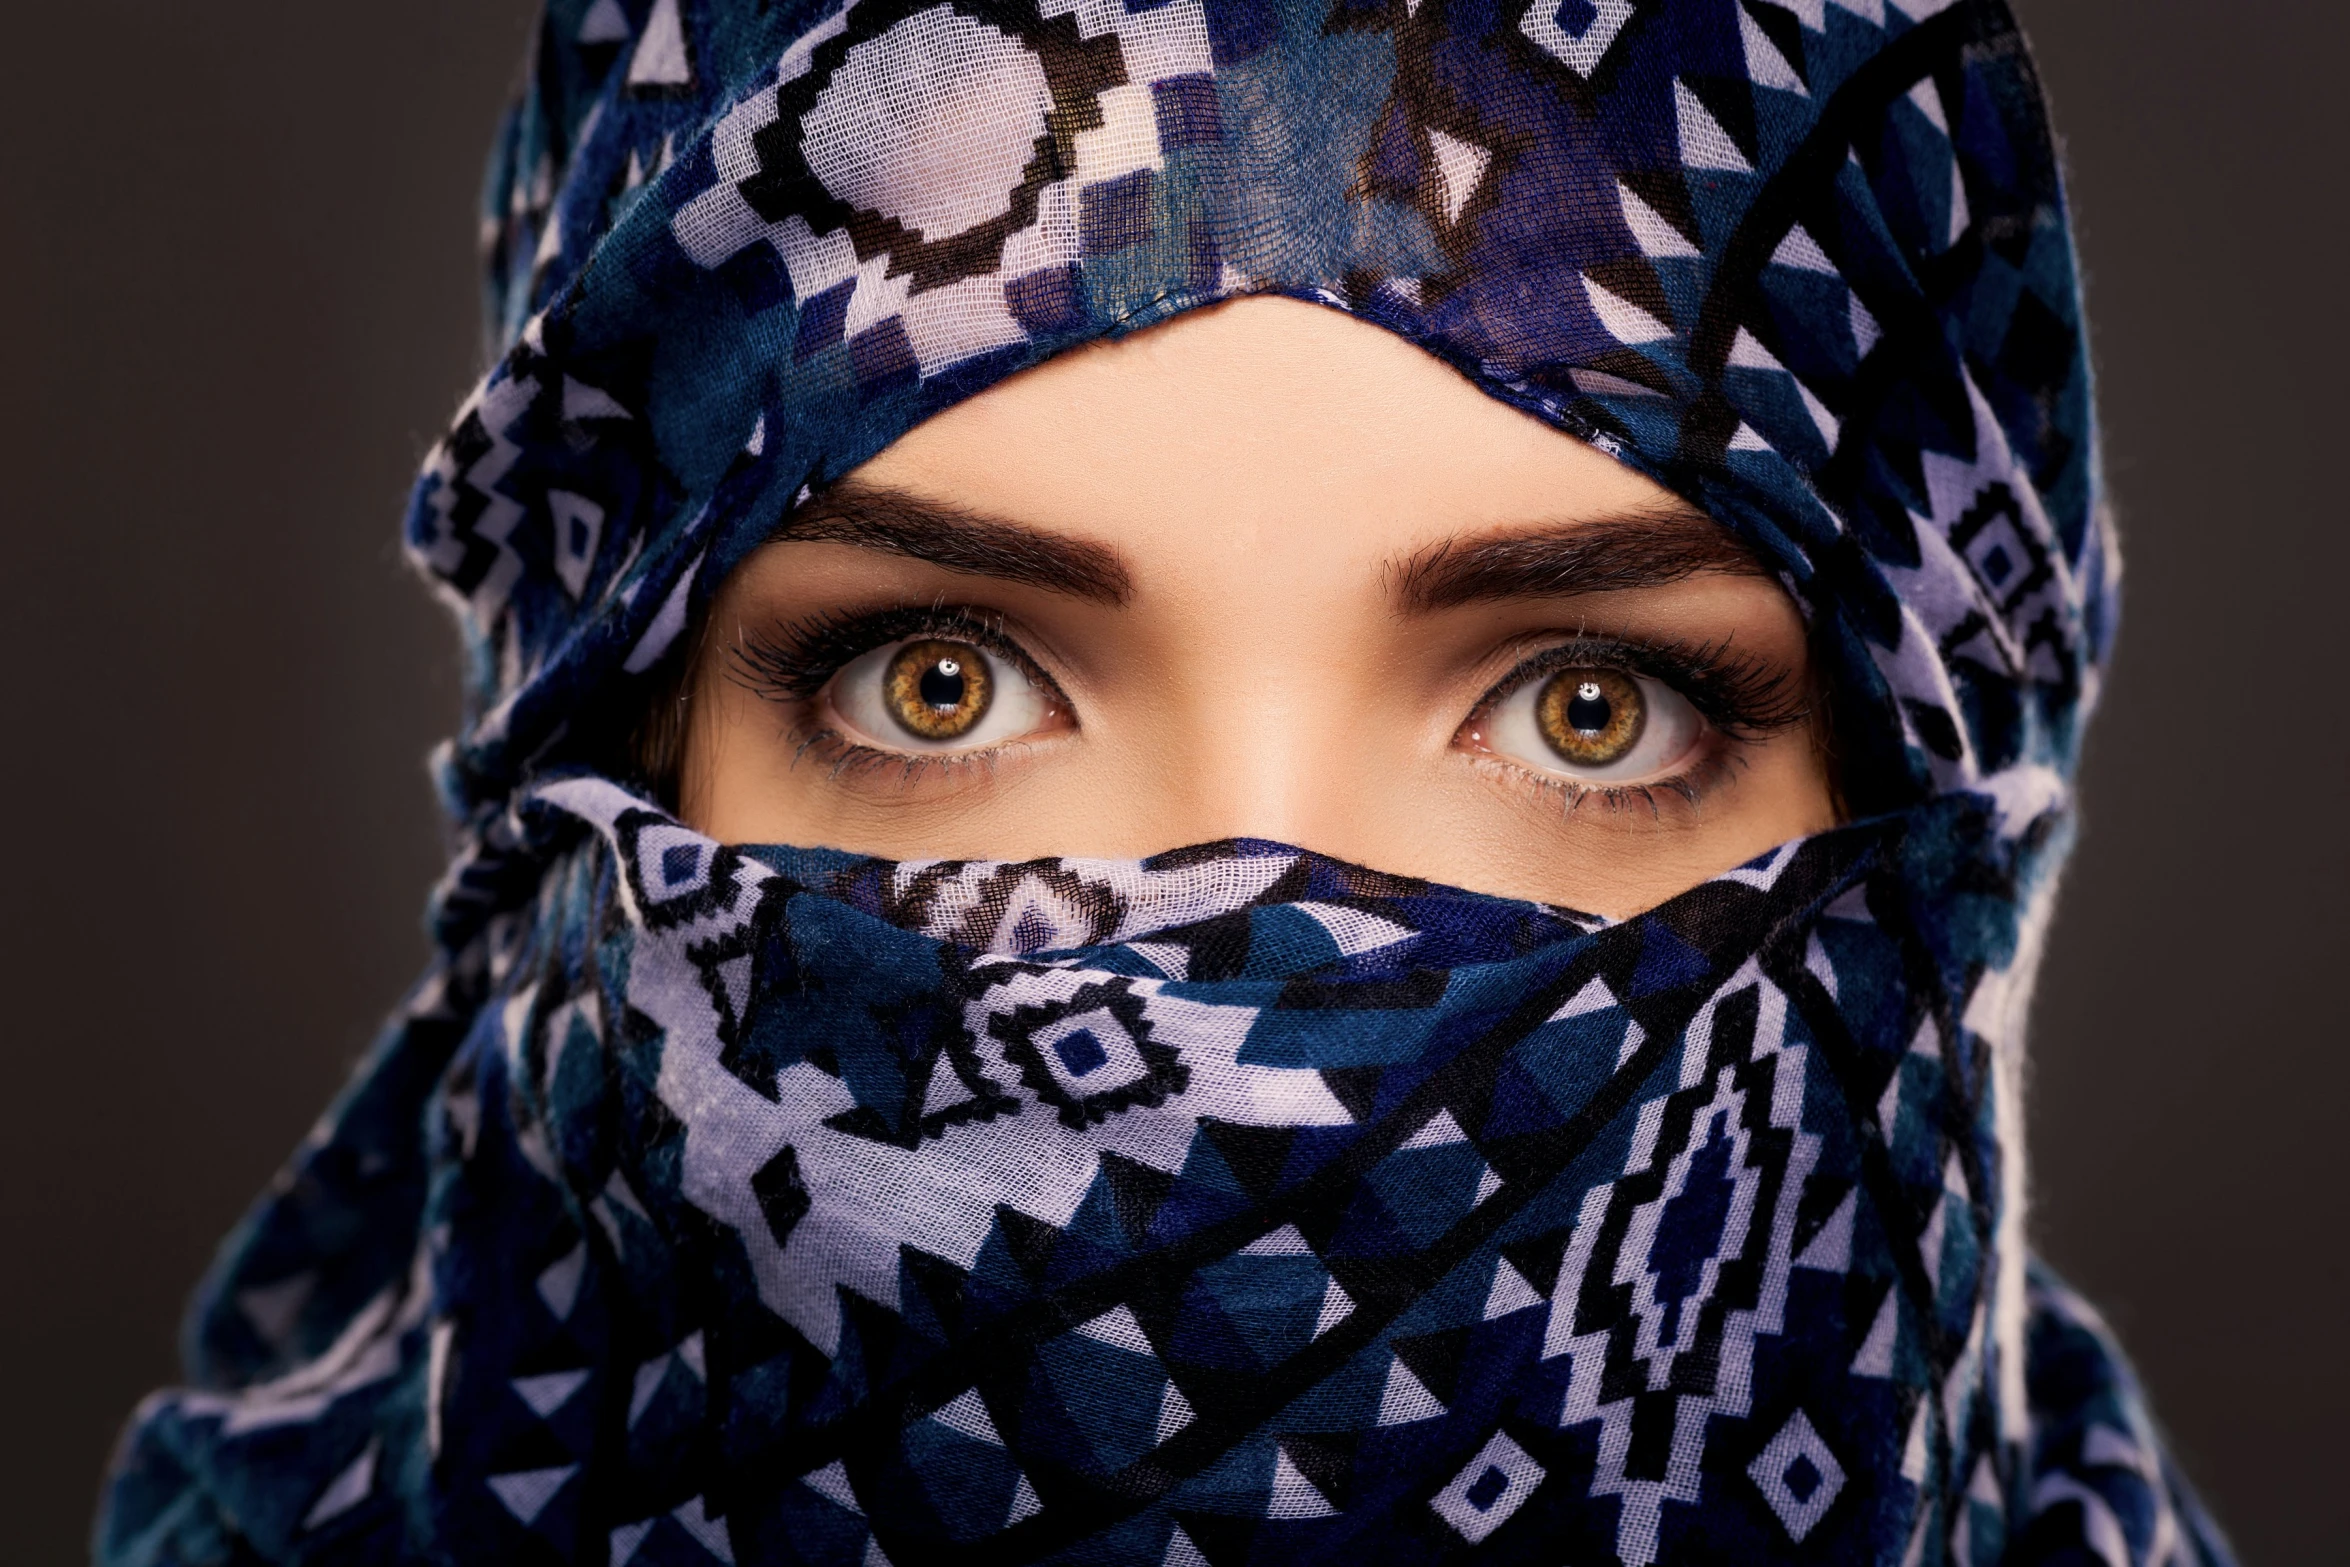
[882,639,993,741]
[1535,668,1645,767]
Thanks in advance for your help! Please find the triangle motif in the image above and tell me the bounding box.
[1771,225,1839,274]
[1267,1446,1339,1518]
[1425,128,1491,225]
[1484,1258,1545,1320]
[1730,326,1786,371]
[1377,1355,1448,1424]
[1739,5,1809,94]
[803,1461,861,1514]
[1907,78,1950,134]
[1075,1304,1155,1355]
[302,1441,378,1531]
[922,1061,975,1117]
[1313,1277,1354,1338]
[672,1496,735,1563]
[578,0,630,44]
[628,0,694,88]
[931,1388,1002,1445]
[1675,80,1755,173]
[1798,380,1841,449]
[1852,1287,1898,1377]
[1157,1381,1196,1443]
[610,1521,655,1566]
[1241,1223,1315,1255]
[1851,291,1882,357]
[1794,1189,1856,1272]
[537,1244,586,1320]
[1549,975,1621,1021]
[487,1465,576,1527]
[1583,275,1673,344]
[1900,1395,1932,1481]
[1401,1109,1470,1149]
[512,1369,590,1419]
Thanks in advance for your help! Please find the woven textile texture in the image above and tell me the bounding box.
[100,0,2231,1562]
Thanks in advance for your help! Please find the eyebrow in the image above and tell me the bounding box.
[1390,502,1765,612]
[770,481,1133,605]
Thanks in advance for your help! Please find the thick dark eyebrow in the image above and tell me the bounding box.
[1391,502,1765,612]
[769,480,1133,605]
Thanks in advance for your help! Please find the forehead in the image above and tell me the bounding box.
[855,297,1681,557]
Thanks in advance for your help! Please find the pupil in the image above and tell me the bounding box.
[1565,683,1612,734]
[918,661,966,708]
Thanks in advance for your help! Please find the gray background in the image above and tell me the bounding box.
[0,1,2339,1560]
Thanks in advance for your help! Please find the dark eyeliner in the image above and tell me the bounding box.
[1472,631,1809,739]
[730,603,1058,707]
[1458,631,1811,820]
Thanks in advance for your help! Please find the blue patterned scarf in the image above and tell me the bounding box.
[103,1,2232,1562]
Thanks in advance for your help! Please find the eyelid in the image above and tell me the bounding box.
[732,602,1072,715]
[1467,637,1659,732]
[1468,631,1805,739]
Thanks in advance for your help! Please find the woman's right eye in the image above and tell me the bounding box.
[826,636,1057,754]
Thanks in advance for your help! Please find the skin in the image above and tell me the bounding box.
[678,297,1836,918]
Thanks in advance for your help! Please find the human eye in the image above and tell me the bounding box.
[732,606,1070,763]
[829,635,1052,752]
[1481,663,1702,782]
[1458,635,1807,805]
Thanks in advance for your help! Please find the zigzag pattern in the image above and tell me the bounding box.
[98,3,2227,1564]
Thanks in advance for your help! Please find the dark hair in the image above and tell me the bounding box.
[625,629,702,810]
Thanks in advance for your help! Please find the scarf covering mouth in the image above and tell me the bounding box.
[102,0,2231,1563]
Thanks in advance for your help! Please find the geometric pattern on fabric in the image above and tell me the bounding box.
[405,0,2108,860]
[99,781,2234,1564]
[96,1,2234,1564]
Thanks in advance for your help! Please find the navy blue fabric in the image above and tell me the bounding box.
[99,1,2228,1562]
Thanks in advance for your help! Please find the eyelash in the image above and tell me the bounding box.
[730,604,1070,783]
[731,607,1810,807]
[1463,632,1811,817]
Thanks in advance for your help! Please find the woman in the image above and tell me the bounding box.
[101,0,2231,1562]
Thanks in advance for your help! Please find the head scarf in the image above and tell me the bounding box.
[103,1,2232,1563]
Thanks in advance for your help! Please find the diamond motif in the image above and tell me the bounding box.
[1430,1429,1545,1544]
[1748,1408,1846,1541]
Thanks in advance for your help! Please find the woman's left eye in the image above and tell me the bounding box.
[827,636,1054,753]
[1470,664,1706,783]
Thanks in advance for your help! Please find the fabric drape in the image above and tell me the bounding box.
[100,0,2229,1562]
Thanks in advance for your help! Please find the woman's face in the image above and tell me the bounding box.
[678,298,1835,916]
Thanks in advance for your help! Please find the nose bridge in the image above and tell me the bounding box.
[1170,670,1322,842]
[1132,562,1386,847]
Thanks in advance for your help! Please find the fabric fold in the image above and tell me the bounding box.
[100,0,2230,1560]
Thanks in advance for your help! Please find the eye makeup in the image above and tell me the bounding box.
[1466,630,1808,740]
[728,603,1074,782]
[725,599,1812,815]
[1457,630,1813,816]
[730,604,1049,703]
